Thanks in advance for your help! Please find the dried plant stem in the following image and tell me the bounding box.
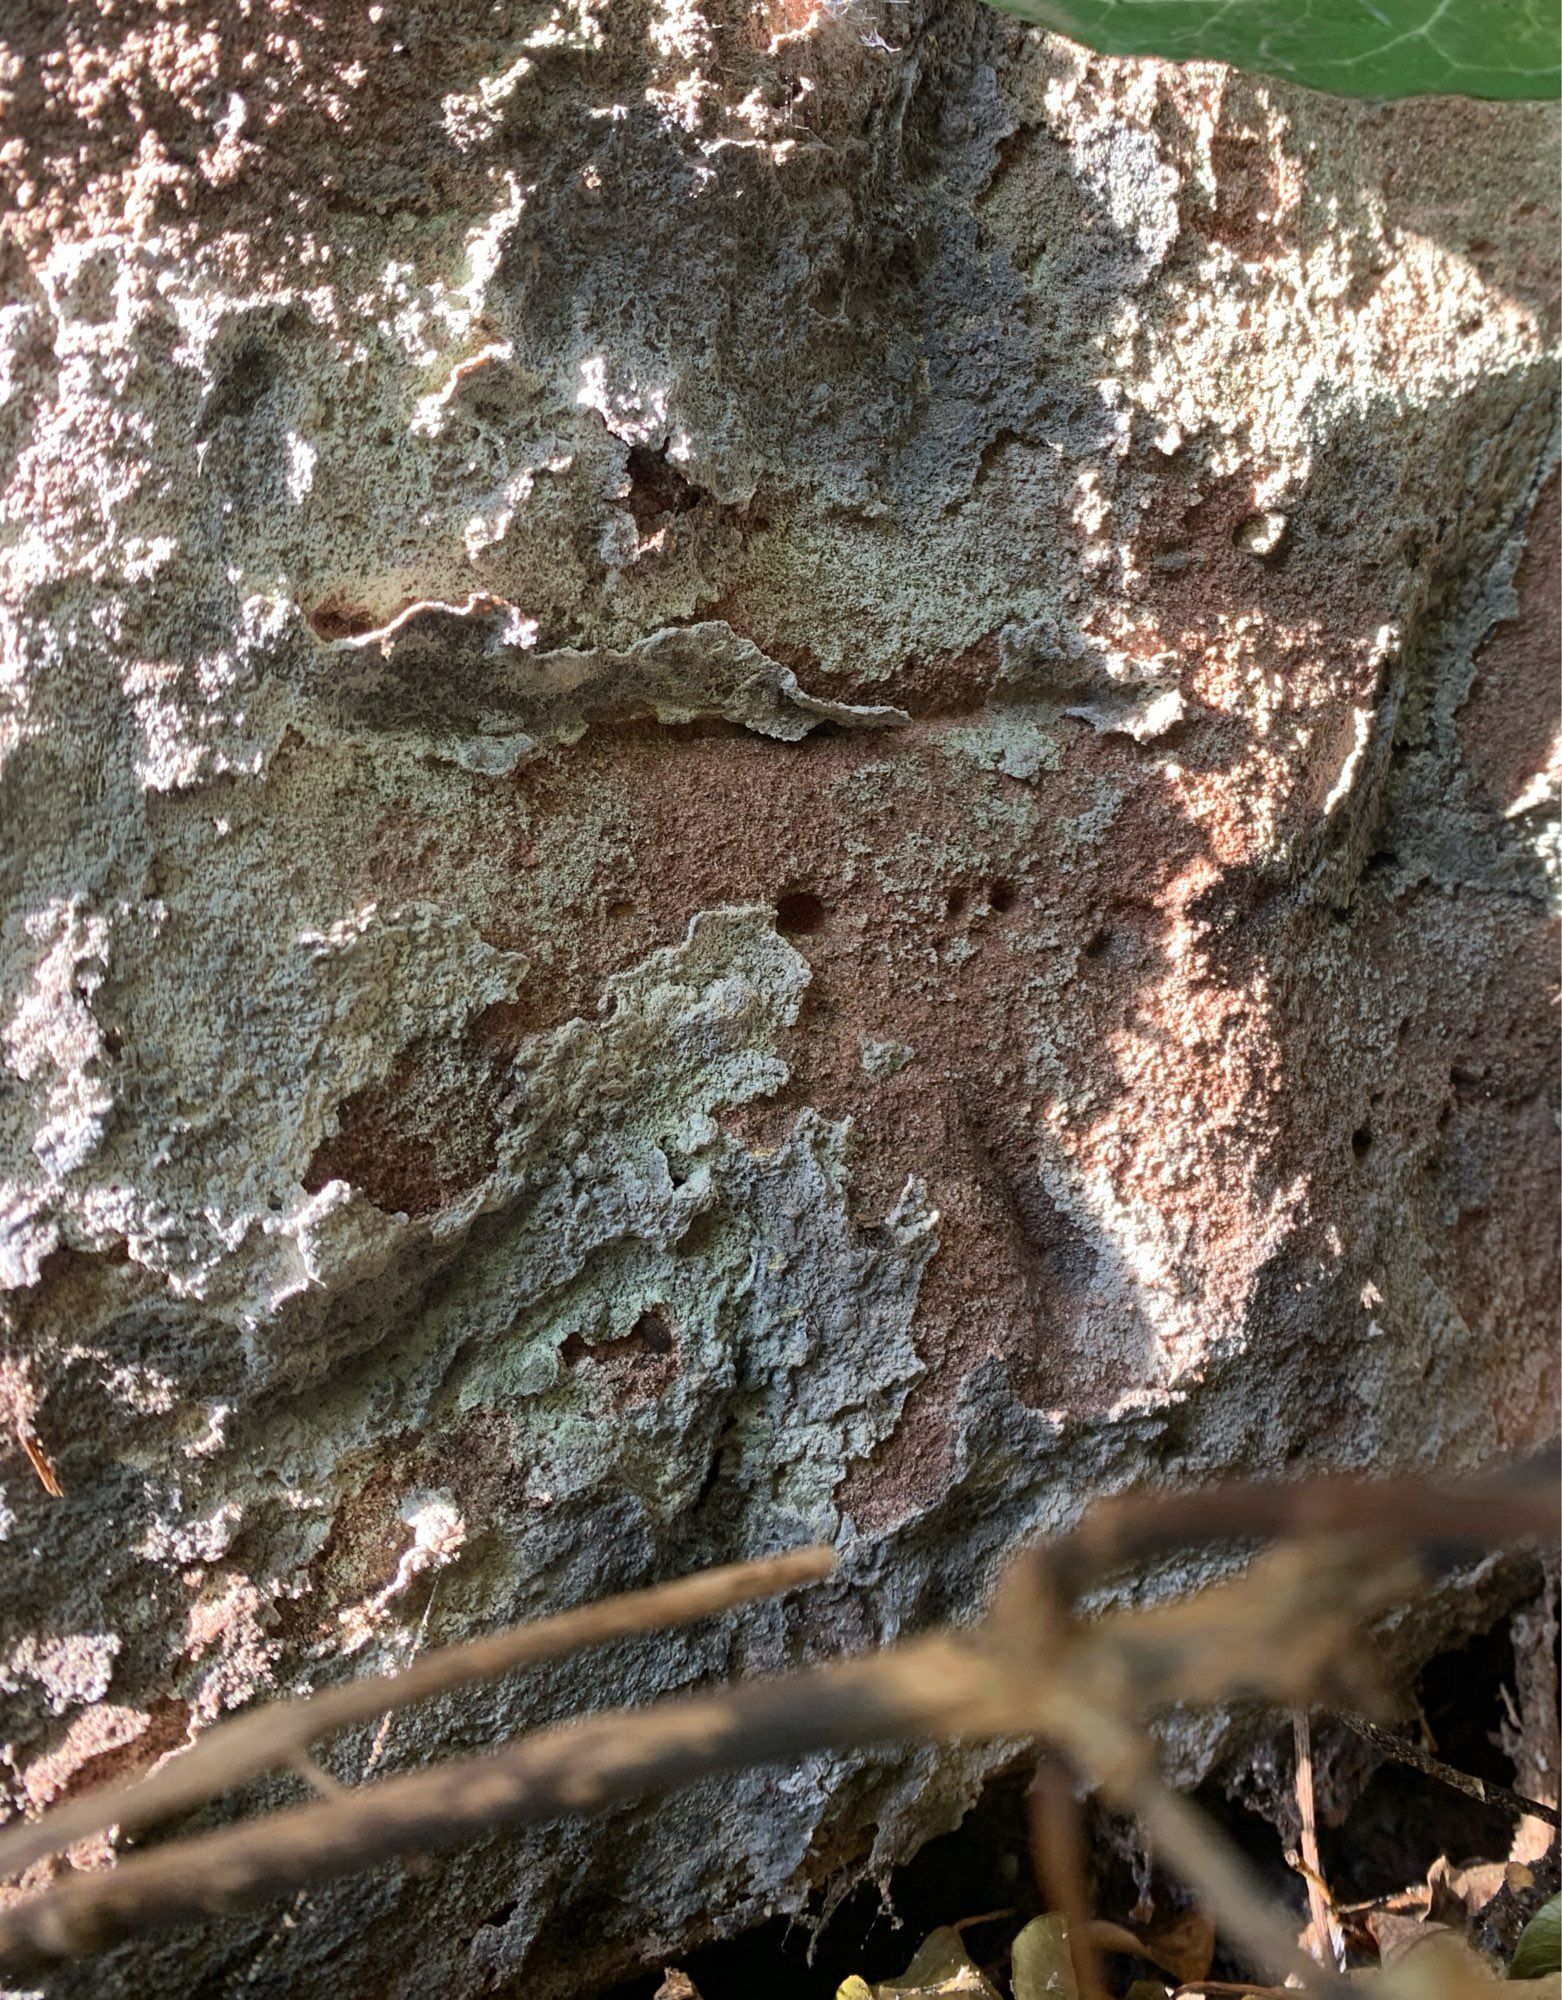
[1028,1756,1111,2000]
[1292,1710,1341,1971]
[1333,1709,1561,1828]
[1053,1701,1354,1999]
[0,1544,835,1884]
[0,1455,1551,1983]
[0,1636,985,1975]
[1034,1453,1558,1599]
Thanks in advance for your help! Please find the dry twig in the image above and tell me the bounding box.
[0,1454,1551,1986]
[0,1544,835,1883]
[1333,1709,1561,1829]
[1292,1709,1343,1971]
[1029,1755,1111,2000]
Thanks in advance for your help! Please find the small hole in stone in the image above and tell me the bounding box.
[775,889,825,935]
[1351,1125,1373,1160]
[605,898,634,920]
[306,595,382,641]
[633,1306,675,1355]
[945,886,968,919]
[1083,928,1112,960]
[988,879,1016,914]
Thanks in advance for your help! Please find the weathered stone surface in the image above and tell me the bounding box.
[0,3,1556,1994]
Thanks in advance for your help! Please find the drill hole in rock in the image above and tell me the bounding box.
[774,889,826,936]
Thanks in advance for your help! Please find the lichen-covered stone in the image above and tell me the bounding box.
[0,3,1556,1995]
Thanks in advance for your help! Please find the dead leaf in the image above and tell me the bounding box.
[1368,1911,1461,1964]
[1141,1910,1215,1982]
[1428,1854,1508,1926]
[1372,1930,1506,1996]
[1081,1909,1213,1983]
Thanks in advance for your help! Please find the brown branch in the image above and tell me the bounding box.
[0,1541,1408,1981]
[0,1456,1552,1982]
[1031,1451,1559,1601]
[1044,1698,1354,1999]
[1333,1709,1561,1829]
[0,1543,835,1883]
[1028,1756,1111,2000]
[1293,1709,1341,1971]
[0,1635,988,1974]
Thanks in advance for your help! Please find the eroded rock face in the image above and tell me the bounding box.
[0,3,1556,1993]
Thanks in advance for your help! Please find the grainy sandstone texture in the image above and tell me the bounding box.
[0,3,1557,1995]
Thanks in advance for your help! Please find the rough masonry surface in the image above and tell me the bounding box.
[0,2,1557,1994]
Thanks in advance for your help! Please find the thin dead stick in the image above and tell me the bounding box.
[1292,1710,1341,1972]
[949,1907,1016,1937]
[0,1457,1552,1980]
[1333,1709,1561,1829]
[0,1622,1347,1986]
[1172,1986,1289,1998]
[0,1546,1390,1982]
[1028,1756,1110,2000]
[0,1543,834,1884]
[1047,1700,1355,2000]
[1035,1452,1559,1599]
[0,1634,991,1974]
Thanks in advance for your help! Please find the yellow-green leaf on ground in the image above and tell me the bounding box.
[981,0,1561,101]
[835,1926,1001,2000]
[1011,1914,1078,2000]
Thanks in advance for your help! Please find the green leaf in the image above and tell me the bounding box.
[981,0,1562,100]
[1512,1895,1562,1980]
[1011,1914,1079,2000]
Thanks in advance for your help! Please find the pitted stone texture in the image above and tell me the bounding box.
[0,3,1557,1996]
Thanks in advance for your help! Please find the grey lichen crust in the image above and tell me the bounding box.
[0,1,1558,1995]
[325,611,908,773]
